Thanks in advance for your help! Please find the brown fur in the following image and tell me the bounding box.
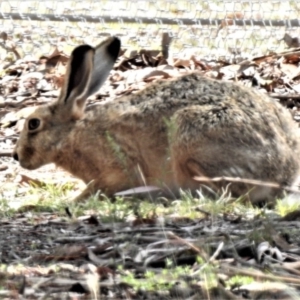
[13,37,300,203]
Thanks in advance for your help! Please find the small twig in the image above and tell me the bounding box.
[0,100,26,108]
[254,48,300,61]
[193,176,300,194]
[0,99,49,108]
[0,150,13,157]
[276,264,300,277]
[167,231,210,262]
[209,241,224,262]
[269,93,300,101]
[161,32,173,59]
[0,40,21,59]
[220,264,300,285]
[280,49,300,58]
[54,234,101,243]
[193,241,224,276]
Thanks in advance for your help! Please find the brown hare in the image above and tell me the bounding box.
[13,36,300,203]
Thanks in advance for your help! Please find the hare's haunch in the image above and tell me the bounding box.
[13,36,300,203]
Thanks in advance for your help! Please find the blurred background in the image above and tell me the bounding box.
[0,0,300,61]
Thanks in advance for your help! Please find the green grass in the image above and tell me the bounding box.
[119,255,224,294]
[0,178,280,225]
[227,275,254,288]
[120,260,211,292]
[275,197,300,217]
[1,180,298,297]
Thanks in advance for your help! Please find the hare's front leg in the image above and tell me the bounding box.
[72,180,119,202]
[72,180,99,203]
[71,165,145,202]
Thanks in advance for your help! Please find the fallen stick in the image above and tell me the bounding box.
[0,150,13,157]
[193,175,300,194]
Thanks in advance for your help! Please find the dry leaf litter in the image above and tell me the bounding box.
[1,38,300,299]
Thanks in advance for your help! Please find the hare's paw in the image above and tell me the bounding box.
[72,180,99,203]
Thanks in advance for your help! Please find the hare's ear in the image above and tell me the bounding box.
[59,36,120,119]
[89,36,121,96]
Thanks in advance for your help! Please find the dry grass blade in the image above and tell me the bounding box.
[221,264,300,286]
[167,231,210,262]
[193,176,300,194]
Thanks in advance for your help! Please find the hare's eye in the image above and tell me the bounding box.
[28,118,40,131]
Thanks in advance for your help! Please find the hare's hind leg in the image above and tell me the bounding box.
[169,105,230,196]
[169,105,287,202]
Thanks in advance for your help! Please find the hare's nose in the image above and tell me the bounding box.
[13,152,19,161]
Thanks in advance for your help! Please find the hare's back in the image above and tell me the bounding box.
[99,72,300,201]
[126,73,286,126]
